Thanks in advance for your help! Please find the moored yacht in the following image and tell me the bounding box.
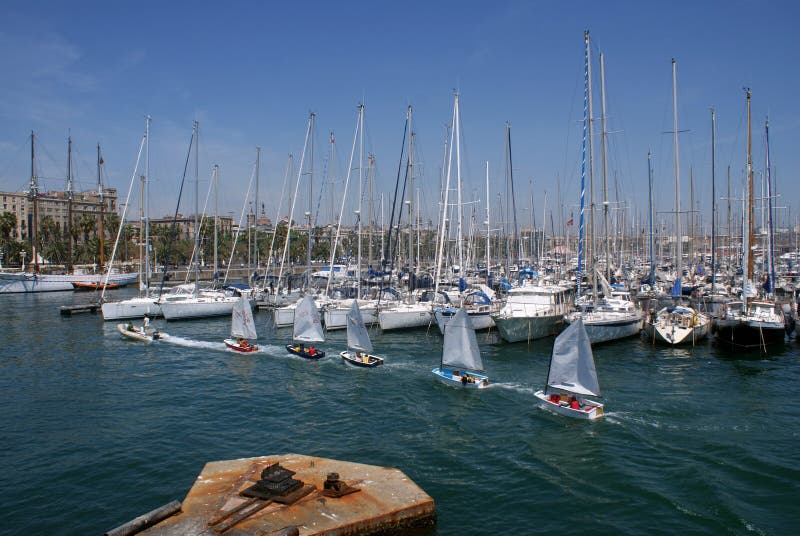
[491,283,570,343]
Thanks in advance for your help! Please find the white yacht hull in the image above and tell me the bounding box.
[378,305,432,331]
[0,271,138,293]
[642,318,709,345]
[160,296,239,320]
[434,308,495,335]
[102,297,163,320]
[323,302,379,330]
[565,312,642,344]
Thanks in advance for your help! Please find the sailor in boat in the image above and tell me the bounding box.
[141,315,150,335]
[237,337,250,348]
[308,346,316,356]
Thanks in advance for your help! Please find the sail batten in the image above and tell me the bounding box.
[346,301,373,353]
[546,318,600,397]
[231,295,257,339]
[442,308,484,372]
[293,295,324,342]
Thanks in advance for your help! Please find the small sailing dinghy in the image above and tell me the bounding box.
[116,319,161,343]
[432,308,489,389]
[286,295,326,359]
[224,295,258,352]
[534,318,604,419]
[340,300,383,367]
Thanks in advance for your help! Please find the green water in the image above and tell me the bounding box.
[1,289,798,534]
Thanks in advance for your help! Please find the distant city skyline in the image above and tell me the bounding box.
[1,1,798,237]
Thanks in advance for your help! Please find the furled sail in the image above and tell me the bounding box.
[546,318,600,397]
[441,308,484,372]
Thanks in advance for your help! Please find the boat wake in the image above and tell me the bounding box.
[488,382,538,396]
[158,335,227,351]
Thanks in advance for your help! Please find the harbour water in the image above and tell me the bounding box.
[2,289,799,534]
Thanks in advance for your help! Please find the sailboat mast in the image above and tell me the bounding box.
[30,131,38,272]
[408,114,415,272]
[307,113,316,291]
[455,96,464,272]
[587,33,597,307]
[765,117,776,295]
[254,146,260,280]
[577,30,590,300]
[745,88,754,306]
[193,120,200,295]
[97,143,104,271]
[710,108,717,296]
[368,153,375,272]
[434,96,457,295]
[648,149,654,284]
[213,164,219,283]
[144,115,151,289]
[599,52,610,284]
[357,104,364,299]
[67,134,73,273]
[486,161,490,285]
[672,59,682,293]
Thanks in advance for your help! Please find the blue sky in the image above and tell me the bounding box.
[1,0,798,235]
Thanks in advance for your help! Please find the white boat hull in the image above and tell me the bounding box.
[534,390,604,420]
[340,351,384,367]
[324,302,379,330]
[434,308,495,335]
[102,297,163,320]
[0,271,138,293]
[160,296,239,320]
[642,318,709,345]
[378,305,432,331]
[492,314,564,343]
[432,367,489,389]
[565,312,642,344]
[116,323,157,343]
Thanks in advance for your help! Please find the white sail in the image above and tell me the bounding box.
[231,295,257,339]
[441,308,484,372]
[546,318,600,397]
[293,295,324,342]
[346,301,373,353]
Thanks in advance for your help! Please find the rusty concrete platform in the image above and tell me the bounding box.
[139,453,435,535]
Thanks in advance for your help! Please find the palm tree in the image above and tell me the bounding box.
[0,212,17,265]
[39,216,67,264]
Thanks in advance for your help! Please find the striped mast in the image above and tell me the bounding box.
[577,30,589,299]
